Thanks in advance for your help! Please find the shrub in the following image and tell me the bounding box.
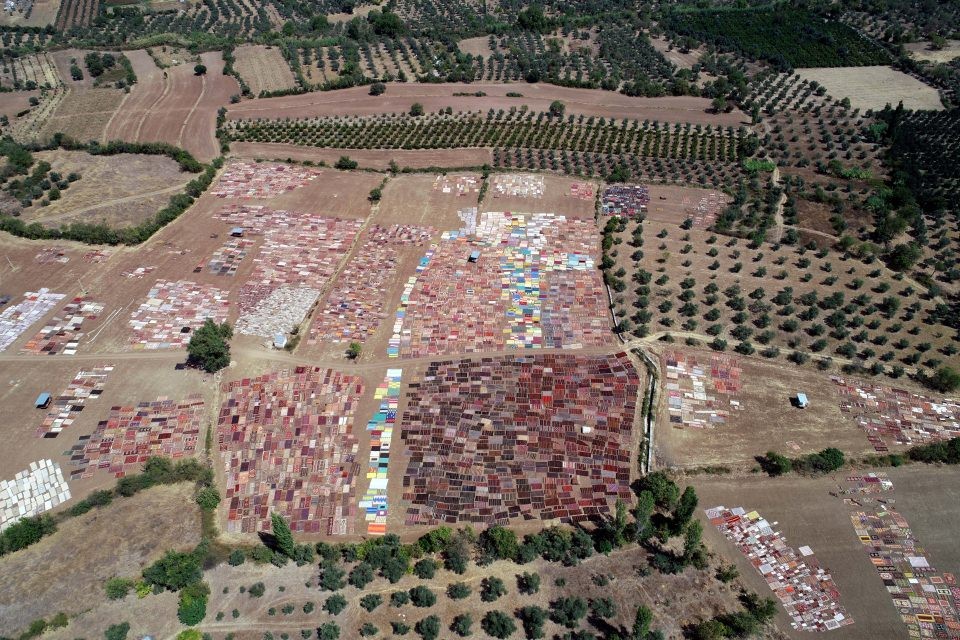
[105,623,131,640]
[334,156,358,170]
[413,558,437,579]
[360,594,383,612]
[451,613,473,637]
[228,549,245,566]
[318,623,339,640]
[550,597,588,628]
[369,82,386,96]
[409,102,424,117]
[392,590,411,606]
[415,615,441,640]
[447,582,471,599]
[518,605,548,639]
[517,571,540,595]
[248,582,266,597]
[106,577,134,600]
[195,486,221,511]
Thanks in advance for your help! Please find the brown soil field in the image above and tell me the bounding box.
[0,90,38,122]
[20,149,191,228]
[484,173,599,219]
[905,40,960,63]
[1,484,197,638]
[233,44,297,95]
[649,343,877,469]
[690,465,960,640]
[105,51,238,161]
[795,66,944,111]
[39,87,125,141]
[644,184,732,226]
[230,142,494,169]
[49,48,95,89]
[226,83,750,126]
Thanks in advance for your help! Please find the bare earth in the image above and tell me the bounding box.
[905,40,960,63]
[233,44,297,95]
[230,142,494,169]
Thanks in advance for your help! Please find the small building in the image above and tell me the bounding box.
[230,227,245,237]
[468,250,481,263]
[273,333,288,349]
[35,392,52,409]
[796,393,809,409]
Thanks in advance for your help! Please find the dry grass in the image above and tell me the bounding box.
[39,87,124,142]
[795,66,944,111]
[905,40,960,63]
[233,44,297,95]
[0,483,201,637]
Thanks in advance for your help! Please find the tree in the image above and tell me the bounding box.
[479,525,518,560]
[324,593,347,614]
[194,64,207,75]
[480,576,507,602]
[195,486,221,511]
[349,562,374,588]
[415,615,441,640]
[671,486,698,533]
[517,571,540,595]
[451,613,473,637]
[142,550,201,591]
[105,623,131,640]
[414,558,437,579]
[550,597,588,628]
[360,594,383,611]
[518,606,548,639]
[924,366,960,392]
[272,512,296,558]
[409,585,436,607]
[634,472,679,509]
[178,581,209,625]
[347,341,362,359]
[549,100,566,118]
[228,549,245,566]
[186,319,232,373]
[410,102,425,117]
[369,82,386,96]
[517,5,550,32]
[481,611,516,639]
[318,623,340,640]
[632,605,652,640]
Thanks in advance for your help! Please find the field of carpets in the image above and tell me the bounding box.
[399,352,641,526]
[0,459,71,531]
[211,161,323,199]
[65,396,204,479]
[0,289,65,352]
[217,367,364,535]
[601,184,650,218]
[706,505,853,632]
[213,204,362,338]
[20,297,104,356]
[358,369,402,536]
[663,350,743,429]
[832,376,960,452]
[387,209,612,358]
[308,224,434,346]
[127,280,231,349]
[35,366,111,438]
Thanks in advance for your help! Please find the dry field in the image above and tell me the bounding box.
[39,87,125,141]
[643,184,731,226]
[20,149,191,228]
[226,83,750,126]
[0,484,198,637]
[40,541,769,640]
[649,343,879,469]
[648,35,702,70]
[0,91,38,122]
[104,50,239,161]
[233,44,297,95]
[484,173,598,218]
[795,66,944,111]
[691,465,960,640]
[325,3,375,22]
[0,0,59,26]
[905,40,960,63]
[457,35,493,57]
[146,45,197,68]
[50,48,95,89]
[230,142,494,169]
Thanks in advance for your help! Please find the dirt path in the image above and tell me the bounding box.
[771,165,786,243]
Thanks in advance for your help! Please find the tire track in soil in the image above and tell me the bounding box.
[132,70,173,142]
[177,71,207,150]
